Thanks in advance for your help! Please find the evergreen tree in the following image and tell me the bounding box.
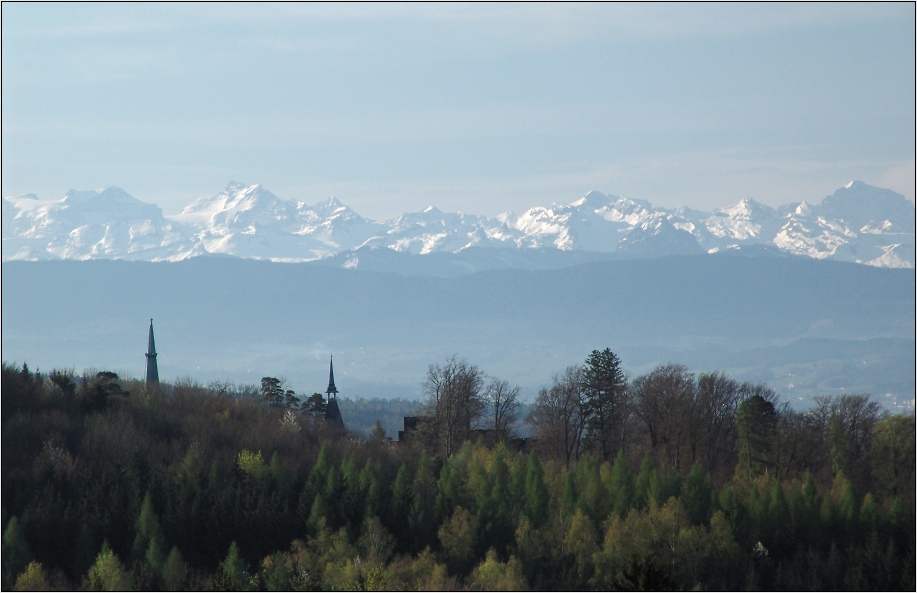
[259,552,292,592]
[131,492,167,579]
[468,549,529,591]
[217,541,250,592]
[575,454,607,524]
[634,455,654,510]
[302,392,328,419]
[339,454,363,535]
[523,454,550,527]
[369,419,387,442]
[437,506,478,575]
[359,458,387,523]
[681,464,713,526]
[485,444,514,554]
[86,543,135,591]
[71,523,96,584]
[161,546,187,592]
[13,561,51,592]
[736,394,778,479]
[409,453,439,551]
[564,509,599,585]
[389,463,413,551]
[357,515,395,565]
[2,517,32,590]
[607,451,635,518]
[435,461,463,526]
[581,348,628,461]
[260,377,285,408]
[561,471,578,524]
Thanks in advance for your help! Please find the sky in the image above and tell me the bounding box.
[2,3,914,221]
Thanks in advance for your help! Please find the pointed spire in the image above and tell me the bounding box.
[325,354,338,398]
[145,319,159,386]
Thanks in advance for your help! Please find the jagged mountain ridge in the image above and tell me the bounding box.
[3,180,914,268]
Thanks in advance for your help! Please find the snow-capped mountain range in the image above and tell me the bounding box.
[3,181,914,268]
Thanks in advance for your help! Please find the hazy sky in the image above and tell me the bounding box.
[2,3,914,220]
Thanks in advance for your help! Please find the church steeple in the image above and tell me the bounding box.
[323,354,345,431]
[325,355,338,399]
[145,319,159,386]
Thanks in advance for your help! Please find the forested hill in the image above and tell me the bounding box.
[1,362,914,591]
[2,254,914,405]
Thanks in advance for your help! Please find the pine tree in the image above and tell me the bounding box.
[161,546,187,592]
[736,394,778,479]
[359,458,387,523]
[2,516,32,590]
[86,543,135,591]
[607,451,635,518]
[217,541,250,591]
[485,445,514,554]
[339,454,363,535]
[131,492,167,580]
[13,561,51,592]
[409,453,438,551]
[564,509,599,586]
[437,506,478,575]
[389,463,413,551]
[523,454,550,527]
[581,348,628,461]
[681,464,713,526]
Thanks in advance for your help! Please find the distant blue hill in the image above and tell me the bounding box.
[1,253,913,408]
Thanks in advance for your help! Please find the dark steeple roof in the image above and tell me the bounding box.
[145,319,159,385]
[324,397,345,429]
[323,355,345,431]
[325,355,338,398]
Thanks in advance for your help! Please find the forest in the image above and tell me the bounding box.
[1,350,914,591]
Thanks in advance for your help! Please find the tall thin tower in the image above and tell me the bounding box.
[326,354,338,399]
[145,319,159,386]
[324,355,344,430]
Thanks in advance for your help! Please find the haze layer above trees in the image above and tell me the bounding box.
[1,254,913,408]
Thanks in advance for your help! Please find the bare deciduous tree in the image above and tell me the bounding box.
[692,371,742,481]
[421,356,486,457]
[528,365,587,467]
[485,378,521,442]
[631,364,696,470]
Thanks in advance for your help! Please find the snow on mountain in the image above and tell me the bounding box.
[703,198,782,242]
[507,191,653,252]
[2,180,914,268]
[296,197,388,253]
[770,183,915,266]
[174,184,396,259]
[618,215,707,256]
[2,187,197,261]
[364,206,513,255]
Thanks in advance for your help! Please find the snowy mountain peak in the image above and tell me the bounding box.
[178,181,291,228]
[571,190,609,208]
[794,201,813,216]
[717,197,776,219]
[313,196,352,218]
